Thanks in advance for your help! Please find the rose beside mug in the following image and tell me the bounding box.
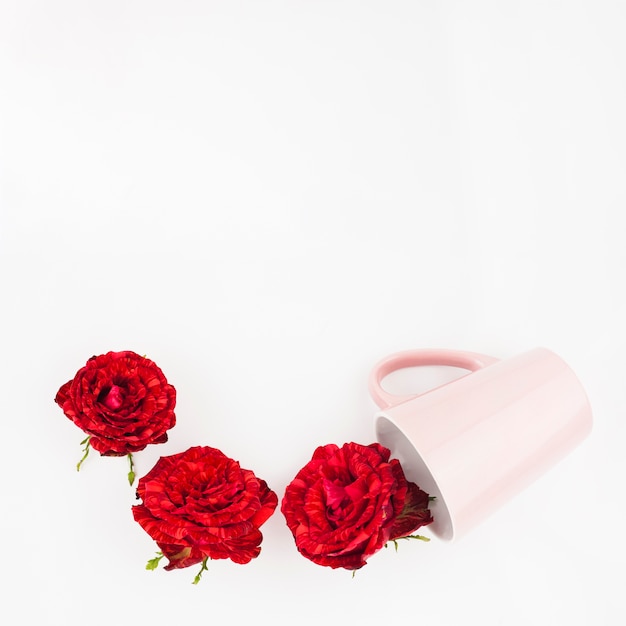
[369,347,592,541]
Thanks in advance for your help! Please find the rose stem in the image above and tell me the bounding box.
[192,557,209,585]
[127,453,135,486]
[76,436,91,471]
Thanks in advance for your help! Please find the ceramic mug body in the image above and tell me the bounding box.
[369,348,592,541]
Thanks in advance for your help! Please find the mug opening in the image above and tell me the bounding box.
[375,414,454,541]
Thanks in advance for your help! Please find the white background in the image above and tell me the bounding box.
[1,1,625,624]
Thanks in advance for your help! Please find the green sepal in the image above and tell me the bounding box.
[386,533,431,552]
[146,552,164,571]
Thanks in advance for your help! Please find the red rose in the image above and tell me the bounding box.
[55,351,176,456]
[281,442,433,570]
[132,446,278,570]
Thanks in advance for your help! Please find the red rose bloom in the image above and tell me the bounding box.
[55,351,176,456]
[281,442,433,570]
[132,446,278,569]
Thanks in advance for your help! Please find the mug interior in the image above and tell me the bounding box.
[376,414,454,541]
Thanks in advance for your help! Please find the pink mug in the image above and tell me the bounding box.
[368,347,592,541]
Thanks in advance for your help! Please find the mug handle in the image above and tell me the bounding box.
[368,349,499,409]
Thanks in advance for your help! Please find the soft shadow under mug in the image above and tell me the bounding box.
[369,347,592,541]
